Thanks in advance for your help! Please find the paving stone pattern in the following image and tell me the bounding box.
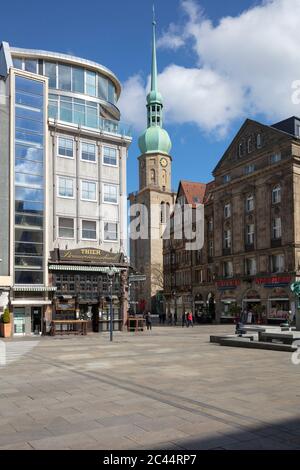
[1,325,300,450]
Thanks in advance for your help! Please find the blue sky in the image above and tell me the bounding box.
[2,0,299,193]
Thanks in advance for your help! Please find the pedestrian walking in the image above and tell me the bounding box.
[145,311,152,330]
[181,311,186,327]
[187,311,193,327]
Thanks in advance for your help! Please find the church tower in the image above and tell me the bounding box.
[129,12,176,313]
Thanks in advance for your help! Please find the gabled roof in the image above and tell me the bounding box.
[177,180,207,207]
[212,118,295,175]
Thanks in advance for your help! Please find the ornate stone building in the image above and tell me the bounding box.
[163,116,300,324]
[129,18,175,313]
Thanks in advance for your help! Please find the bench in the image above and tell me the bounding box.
[258,331,300,345]
[219,337,298,352]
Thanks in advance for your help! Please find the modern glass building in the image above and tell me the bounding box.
[0,42,132,336]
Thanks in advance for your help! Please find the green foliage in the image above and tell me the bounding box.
[1,308,10,324]
[229,303,241,315]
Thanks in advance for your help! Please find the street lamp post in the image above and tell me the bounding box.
[107,267,115,342]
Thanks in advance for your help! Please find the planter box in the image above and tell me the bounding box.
[0,323,12,338]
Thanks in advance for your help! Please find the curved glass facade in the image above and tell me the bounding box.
[14,75,45,285]
[12,57,117,105]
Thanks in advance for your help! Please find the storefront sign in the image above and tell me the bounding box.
[255,276,291,287]
[60,248,122,263]
[216,279,240,290]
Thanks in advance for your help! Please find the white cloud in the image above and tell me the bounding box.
[120,0,300,136]
[118,75,147,132]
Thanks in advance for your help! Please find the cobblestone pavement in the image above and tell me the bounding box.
[1,325,300,450]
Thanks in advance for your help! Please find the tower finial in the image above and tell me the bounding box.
[151,4,157,92]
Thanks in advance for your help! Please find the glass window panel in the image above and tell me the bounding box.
[15,201,43,214]
[58,217,74,238]
[81,142,96,162]
[44,62,57,88]
[16,105,43,122]
[58,64,72,91]
[15,229,43,243]
[49,99,59,119]
[74,99,85,125]
[82,220,97,240]
[58,177,74,198]
[24,59,37,74]
[15,159,43,176]
[15,173,43,188]
[60,97,72,122]
[108,82,115,104]
[86,71,96,96]
[16,130,43,146]
[81,181,96,201]
[98,76,108,100]
[104,223,118,241]
[103,146,117,166]
[15,242,43,256]
[15,91,43,110]
[15,213,43,228]
[16,117,44,134]
[15,76,43,95]
[15,187,44,203]
[15,256,43,269]
[72,66,84,93]
[15,144,43,162]
[13,58,23,69]
[15,270,43,285]
[103,184,118,203]
[58,137,73,157]
[86,103,98,128]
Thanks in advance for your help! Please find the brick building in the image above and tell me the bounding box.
[163,116,300,324]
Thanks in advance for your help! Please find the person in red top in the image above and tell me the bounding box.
[187,311,193,328]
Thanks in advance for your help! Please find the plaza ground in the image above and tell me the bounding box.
[1,325,300,450]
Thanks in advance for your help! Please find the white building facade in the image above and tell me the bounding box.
[0,42,131,335]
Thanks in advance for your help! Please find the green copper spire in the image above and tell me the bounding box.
[150,5,158,94]
[138,6,172,156]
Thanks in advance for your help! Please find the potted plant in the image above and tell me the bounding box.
[0,307,12,338]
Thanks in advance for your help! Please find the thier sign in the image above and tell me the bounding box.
[129,275,146,282]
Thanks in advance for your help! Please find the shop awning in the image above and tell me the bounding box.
[48,265,124,273]
[11,300,52,306]
[13,286,57,292]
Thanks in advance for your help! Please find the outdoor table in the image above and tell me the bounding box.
[127,316,146,333]
[50,320,88,336]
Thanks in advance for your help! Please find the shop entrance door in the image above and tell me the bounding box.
[31,307,42,334]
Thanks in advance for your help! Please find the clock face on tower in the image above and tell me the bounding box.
[160,157,168,168]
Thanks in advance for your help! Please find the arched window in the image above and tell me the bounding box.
[272,185,281,204]
[162,169,167,187]
[246,194,254,212]
[160,202,166,224]
[247,137,252,153]
[150,169,156,184]
[238,142,244,157]
[166,202,170,221]
[256,133,262,149]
